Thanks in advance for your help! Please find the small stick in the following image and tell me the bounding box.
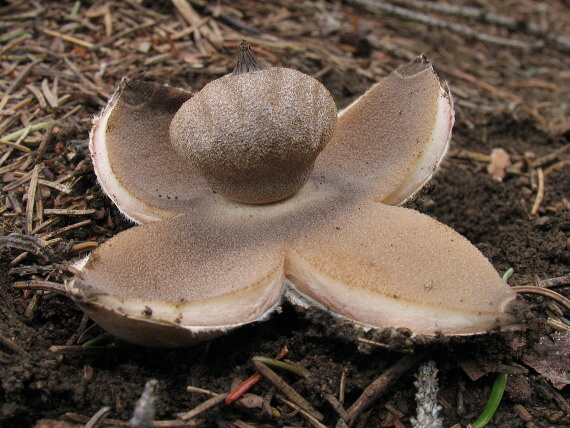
[546,318,570,332]
[93,20,157,48]
[233,421,257,428]
[339,369,347,405]
[70,242,99,254]
[43,208,97,216]
[512,285,570,312]
[0,59,42,111]
[10,251,29,266]
[253,360,324,421]
[252,356,306,377]
[346,352,425,426]
[66,412,194,426]
[180,393,228,421]
[544,160,570,177]
[13,280,67,295]
[226,346,289,404]
[275,394,328,428]
[0,154,29,174]
[225,375,261,405]
[533,144,569,168]
[0,234,53,261]
[537,274,570,289]
[41,219,92,240]
[530,167,545,215]
[357,337,413,352]
[0,333,29,356]
[2,168,34,192]
[324,393,349,422]
[31,217,61,235]
[49,345,116,355]
[186,386,219,397]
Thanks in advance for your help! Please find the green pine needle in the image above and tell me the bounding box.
[471,373,508,428]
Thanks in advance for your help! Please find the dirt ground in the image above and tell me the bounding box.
[1,1,569,427]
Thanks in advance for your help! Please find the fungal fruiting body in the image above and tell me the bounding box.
[69,45,525,347]
[169,66,337,204]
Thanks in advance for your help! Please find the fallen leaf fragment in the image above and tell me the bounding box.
[522,332,570,389]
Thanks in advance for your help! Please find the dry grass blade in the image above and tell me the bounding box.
[0,59,42,111]
[24,164,40,234]
[530,167,545,215]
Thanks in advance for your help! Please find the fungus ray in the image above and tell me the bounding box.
[90,78,209,223]
[314,56,453,205]
[286,199,521,335]
[67,211,285,347]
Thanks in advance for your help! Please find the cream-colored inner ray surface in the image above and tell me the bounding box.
[313,58,453,205]
[286,199,518,334]
[90,78,210,223]
[74,181,518,336]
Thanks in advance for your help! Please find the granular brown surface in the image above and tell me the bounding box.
[1,1,569,427]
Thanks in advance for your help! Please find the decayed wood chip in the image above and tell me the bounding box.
[0,233,54,261]
[487,148,511,181]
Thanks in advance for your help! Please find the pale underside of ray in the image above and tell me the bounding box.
[90,77,210,224]
[68,184,520,347]
[314,56,454,205]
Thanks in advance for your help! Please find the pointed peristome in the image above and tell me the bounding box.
[232,41,263,76]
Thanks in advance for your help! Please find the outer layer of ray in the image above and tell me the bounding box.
[68,183,522,346]
[314,56,454,205]
[90,77,209,223]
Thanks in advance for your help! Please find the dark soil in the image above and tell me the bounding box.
[1,1,569,427]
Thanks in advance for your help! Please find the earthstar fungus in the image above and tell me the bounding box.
[68,44,525,347]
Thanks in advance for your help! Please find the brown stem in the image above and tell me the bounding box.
[346,352,426,427]
[512,285,570,311]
